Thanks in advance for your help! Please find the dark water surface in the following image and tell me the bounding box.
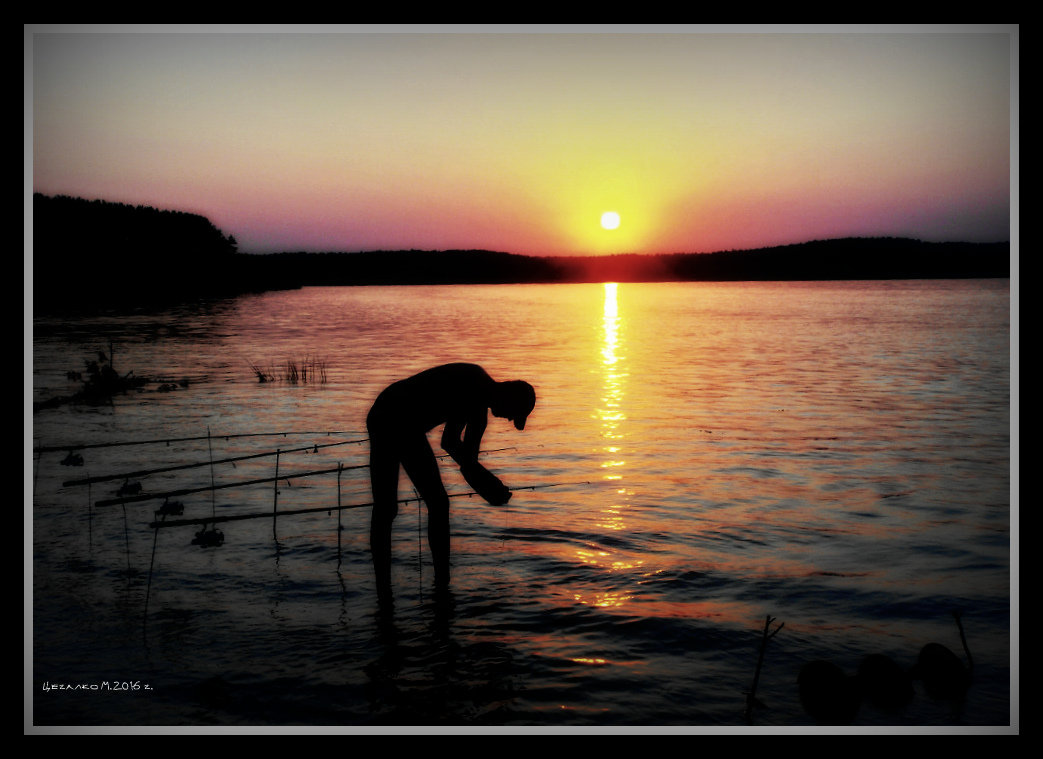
[30,281,1015,730]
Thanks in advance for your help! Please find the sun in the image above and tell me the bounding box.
[600,211,621,230]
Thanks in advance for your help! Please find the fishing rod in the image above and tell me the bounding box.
[94,463,368,508]
[65,442,515,488]
[62,438,367,487]
[91,447,521,508]
[147,480,592,530]
[34,430,365,455]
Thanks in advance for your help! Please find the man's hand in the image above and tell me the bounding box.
[460,462,512,506]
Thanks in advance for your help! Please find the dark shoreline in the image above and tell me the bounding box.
[32,193,1010,312]
[251,238,1010,287]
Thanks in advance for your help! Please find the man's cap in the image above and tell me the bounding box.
[506,380,536,430]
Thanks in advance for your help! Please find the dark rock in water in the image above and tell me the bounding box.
[116,480,142,497]
[191,528,224,547]
[857,653,913,711]
[799,660,862,725]
[156,500,185,517]
[913,642,970,700]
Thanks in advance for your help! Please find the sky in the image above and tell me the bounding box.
[27,25,1016,256]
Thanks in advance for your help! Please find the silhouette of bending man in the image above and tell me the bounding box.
[367,363,536,594]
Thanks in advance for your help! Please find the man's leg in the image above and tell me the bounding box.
[399,434,451,588]
[368,433,400,599]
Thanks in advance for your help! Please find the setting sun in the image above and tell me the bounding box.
[601,211,621,230]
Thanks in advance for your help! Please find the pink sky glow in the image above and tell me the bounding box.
[29,26,1015,256]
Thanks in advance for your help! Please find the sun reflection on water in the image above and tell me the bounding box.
[597,282,627,482]
[572,590,634,609]
[569,282,642,600]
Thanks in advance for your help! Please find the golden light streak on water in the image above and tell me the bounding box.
[572,589,634,608]
[572,282,638,590]
[598,282,628,478]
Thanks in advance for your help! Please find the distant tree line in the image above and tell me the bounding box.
[32,193,273,311]
[659,237,1010,282]
[31,193,1009,312]
[252,238,1009,286]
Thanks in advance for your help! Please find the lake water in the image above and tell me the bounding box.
[29,280,1015,731]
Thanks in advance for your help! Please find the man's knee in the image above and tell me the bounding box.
[416,479,449,514]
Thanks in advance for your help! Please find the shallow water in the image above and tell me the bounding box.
[30,280,1014,730]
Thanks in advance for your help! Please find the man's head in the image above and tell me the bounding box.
[492,380,536,430]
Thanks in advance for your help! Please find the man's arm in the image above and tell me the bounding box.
[440,411,486,466]
[442,411,510,506]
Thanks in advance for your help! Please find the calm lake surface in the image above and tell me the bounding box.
[30,280,1014,730]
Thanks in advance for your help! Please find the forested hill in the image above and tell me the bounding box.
[31,193,1009,311]
[32,193,262,310]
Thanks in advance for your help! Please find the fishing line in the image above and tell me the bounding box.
[501,488,509,561]
[144,517,163,625]
[415,486,422,594]
[336,463,343,567]
[207,427,216,521]
[87,479,93,549]
[273,448,280,539]
[121,503,131,574]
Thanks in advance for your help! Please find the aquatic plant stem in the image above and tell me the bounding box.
[745,614,784,722]
[273,449,280,539]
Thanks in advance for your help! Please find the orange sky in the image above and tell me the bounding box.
[29,25,1015,256]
